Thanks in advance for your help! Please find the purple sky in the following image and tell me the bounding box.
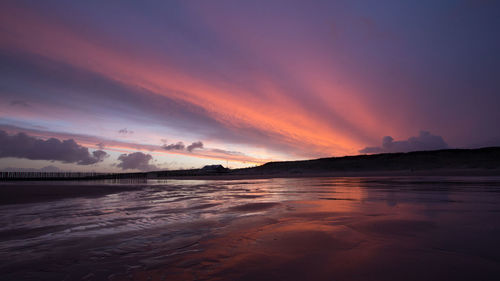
[1,0,499,172]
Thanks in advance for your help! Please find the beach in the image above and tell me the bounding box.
[1,177,500,280]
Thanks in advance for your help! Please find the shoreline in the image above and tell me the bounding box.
[1,170,499,205]
[155,169,500,181]
[0,184,144,205]
[1,169,500,183]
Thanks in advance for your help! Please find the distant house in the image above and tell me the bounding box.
[201,165,228,173]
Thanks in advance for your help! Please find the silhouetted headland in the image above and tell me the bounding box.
[152,147,500,179]
[2,147,499,181]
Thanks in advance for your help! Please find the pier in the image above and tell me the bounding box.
[0,172,148,181]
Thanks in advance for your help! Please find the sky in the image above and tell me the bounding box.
[1,0,499,172]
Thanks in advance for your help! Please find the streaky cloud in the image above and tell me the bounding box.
[209,148,245,157]
[10,100,29,107]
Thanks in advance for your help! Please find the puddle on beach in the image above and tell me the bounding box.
[1,177,500,280]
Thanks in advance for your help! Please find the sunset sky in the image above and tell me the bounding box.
[1,0,499,172]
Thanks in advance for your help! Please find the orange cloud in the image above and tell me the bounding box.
[0,3,381,158]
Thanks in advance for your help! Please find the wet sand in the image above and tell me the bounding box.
[0,183,144,205]
[1,177,500,280]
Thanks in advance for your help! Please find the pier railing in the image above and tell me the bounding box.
[0,172,148,181]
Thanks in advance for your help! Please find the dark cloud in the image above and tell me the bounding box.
[162,141,204,152]
[163,142,185,151]
[359,131,448,154]
[187,141,204,152]
[118,128,133,134]
[96,142,106,149]
[0,130,108,165]
[92,150,109,161]
[116,152,157,171]
[10,100,29,107]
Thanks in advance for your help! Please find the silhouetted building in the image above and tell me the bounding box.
[201,165,228,173]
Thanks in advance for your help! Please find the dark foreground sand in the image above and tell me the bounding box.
[0,183,143,205]
[1,177,500,281]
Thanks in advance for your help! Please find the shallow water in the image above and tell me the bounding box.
[1,177,500,280]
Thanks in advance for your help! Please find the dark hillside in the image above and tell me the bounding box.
[234,147,500,175]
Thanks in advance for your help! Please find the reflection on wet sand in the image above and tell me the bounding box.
[1,177,500,280]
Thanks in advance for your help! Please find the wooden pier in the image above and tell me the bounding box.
[0,172,148,181]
